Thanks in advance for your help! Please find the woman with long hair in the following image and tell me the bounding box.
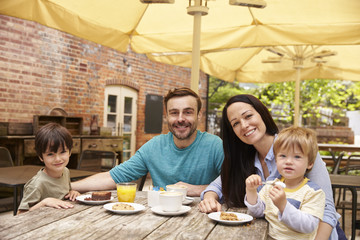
[198,94,344,240]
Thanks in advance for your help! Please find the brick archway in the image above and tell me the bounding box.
[105,79,140,91]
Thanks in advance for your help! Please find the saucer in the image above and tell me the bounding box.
[151,205,191,216]
[182,197,194,205]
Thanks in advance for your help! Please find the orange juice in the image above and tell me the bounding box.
[116,183,137,202]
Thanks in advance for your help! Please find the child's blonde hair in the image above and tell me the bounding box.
[273,126,318,169]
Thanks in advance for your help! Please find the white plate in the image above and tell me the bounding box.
[208,212,253,225]
[182,197,194,205]
[76,195,114,205]
[151,205,191,216]
[104,202,145,214]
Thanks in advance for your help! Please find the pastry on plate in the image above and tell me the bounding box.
[91,191,111,201]
[220,212,239,221]
[112,203,135,211]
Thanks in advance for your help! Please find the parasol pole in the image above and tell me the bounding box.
[294,67,301,127]
[187,0,208,93]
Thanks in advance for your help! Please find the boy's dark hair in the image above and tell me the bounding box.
[164,87,202,113]
[35,122,73,158]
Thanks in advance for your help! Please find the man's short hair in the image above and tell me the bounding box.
[164,87,202,113]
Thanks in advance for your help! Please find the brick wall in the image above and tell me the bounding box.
[0,15,208,149]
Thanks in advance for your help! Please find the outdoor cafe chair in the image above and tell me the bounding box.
[77,150,117,172]
[335,154,360,231]
[0,147,14,167]
[0,147,15,212]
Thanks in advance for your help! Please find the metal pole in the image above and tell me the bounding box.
[294,67,301,126]
[190,0,202,93]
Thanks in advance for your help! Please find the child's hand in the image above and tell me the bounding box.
[269,185,287,213]
[245,174,262,191]
[41,198,74,209]
[65,190,81,201]
[245,174,262,205]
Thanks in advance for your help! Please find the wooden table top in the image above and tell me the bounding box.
[0,191,268,240]
[329,174,360,188]
[0,165,96,187]
[318,143,360,153]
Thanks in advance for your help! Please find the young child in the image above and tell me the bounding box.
[17,122,80,214]
[244,126,325,240]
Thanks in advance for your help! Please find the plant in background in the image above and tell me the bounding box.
[208,77,360,130]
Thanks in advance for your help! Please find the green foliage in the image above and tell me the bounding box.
[208,77,360,126]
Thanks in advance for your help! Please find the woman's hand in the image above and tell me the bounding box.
[198,191,221,213]
[269,185,287,213]
[65,190,81,201]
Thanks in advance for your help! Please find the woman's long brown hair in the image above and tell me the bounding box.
[220,95,278,207]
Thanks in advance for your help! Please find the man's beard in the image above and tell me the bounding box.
[168,122,197,140]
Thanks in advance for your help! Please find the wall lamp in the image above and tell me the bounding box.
[123,58,132,74]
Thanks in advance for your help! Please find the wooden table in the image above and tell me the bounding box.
[318,144,360,173]
[0,191,269,240]
[0,165,96,215]
[330,174,360,240]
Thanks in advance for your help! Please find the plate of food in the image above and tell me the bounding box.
[208,212,253,225]
[76,191,114,205]
[104,202,145,214]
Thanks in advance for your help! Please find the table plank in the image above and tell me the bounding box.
[0,192,269,240]
[144,207,216,240]
[318,144,360,153]
[206,208,268,240]
[330,174,360,187]
[0,203,93,239]
[14,206,170,240]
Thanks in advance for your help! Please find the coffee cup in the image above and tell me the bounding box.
[147,190,161,207]
[166,184,187,201]
[159,191,183,212]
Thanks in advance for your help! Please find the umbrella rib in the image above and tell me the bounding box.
[127,5,149,41]
[248,8,259,26]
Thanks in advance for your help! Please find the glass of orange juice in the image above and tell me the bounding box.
[116,182,137,202]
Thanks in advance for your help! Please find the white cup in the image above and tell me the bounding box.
[166,184,188,201]
[147,190,160,207]
[159,191,183,212]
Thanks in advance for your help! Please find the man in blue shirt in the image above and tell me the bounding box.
[72,87,224,196]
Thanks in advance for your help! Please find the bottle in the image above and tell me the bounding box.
[90,115,99,135]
